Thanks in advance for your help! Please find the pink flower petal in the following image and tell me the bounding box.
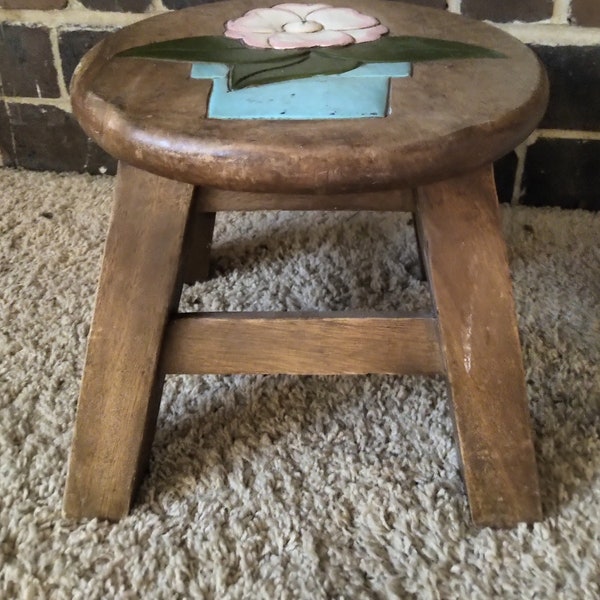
[225,30,272,48]
[309,7,379,31]
[347,23,388,43]
[226,8,299,34]
[224,29,244,39]
[272,3,331,19]
[268,30,354,49]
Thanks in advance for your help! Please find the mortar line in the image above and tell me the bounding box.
[493,22,600,45]
[1,96,73,109]
[150,0,166,11]
[511,142,528,206]
[0,9,152,27]
[49,27,70,100]
[552,0,572,24]
[537,129,600,140]
[446,0,461,14]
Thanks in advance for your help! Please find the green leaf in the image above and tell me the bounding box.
[117,34,505,90]
[229,54,308,90]
[315,36,505,63]
[117,36,307,65]
[230,53,360,90]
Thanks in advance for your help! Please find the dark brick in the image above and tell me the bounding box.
[78,0,151,11]
[0,0,66,8]
[162,0,229,9]
[531,45,600,131]
[391,0,447,8]
[571,0,600,27]
[0,145,13,167]
[522,138,600,211]
[493,151,518,204]
[59,29,111,89]
[0,25,60,98]
[462,0,553,22]
[0,104,15,167]
[0,103,117,174]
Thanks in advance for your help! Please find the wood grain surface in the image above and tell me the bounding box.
[416,166,542,527]
[182,190,216,283]
[161,312,444,375]
[192,187,415,212]
[63,163,194,520]
[70,0,548,193]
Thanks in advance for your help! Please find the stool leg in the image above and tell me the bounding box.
[63,162,194,520]
[182,188,216,284]
[415,166,542,527]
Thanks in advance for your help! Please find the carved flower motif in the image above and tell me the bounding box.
[224,3,389,49]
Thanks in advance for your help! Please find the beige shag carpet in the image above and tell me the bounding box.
[0,168,599,599]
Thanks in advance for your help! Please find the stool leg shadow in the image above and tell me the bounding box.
[410,208,427,282]
[182,188,216,285]
[415,165,542,528]
[63,162,195,520]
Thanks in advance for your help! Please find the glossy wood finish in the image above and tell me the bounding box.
[416,166,542,527]
[70,0,548,193]
[63,164,194,520]
[161,312,444,375]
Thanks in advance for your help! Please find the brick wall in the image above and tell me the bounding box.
[1,0,599,209]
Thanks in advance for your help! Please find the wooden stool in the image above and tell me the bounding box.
[63,0,548,526]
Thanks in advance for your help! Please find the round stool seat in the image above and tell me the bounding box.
[72,0,546,193]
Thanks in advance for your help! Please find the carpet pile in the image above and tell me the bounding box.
[0,168,599,598]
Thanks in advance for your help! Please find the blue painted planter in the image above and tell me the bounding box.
[190,61,411,120]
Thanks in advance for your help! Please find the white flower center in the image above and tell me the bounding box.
[283,20,324,34]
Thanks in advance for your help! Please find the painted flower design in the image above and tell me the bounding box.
[120,7,503,91]
[224,3,389,49]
